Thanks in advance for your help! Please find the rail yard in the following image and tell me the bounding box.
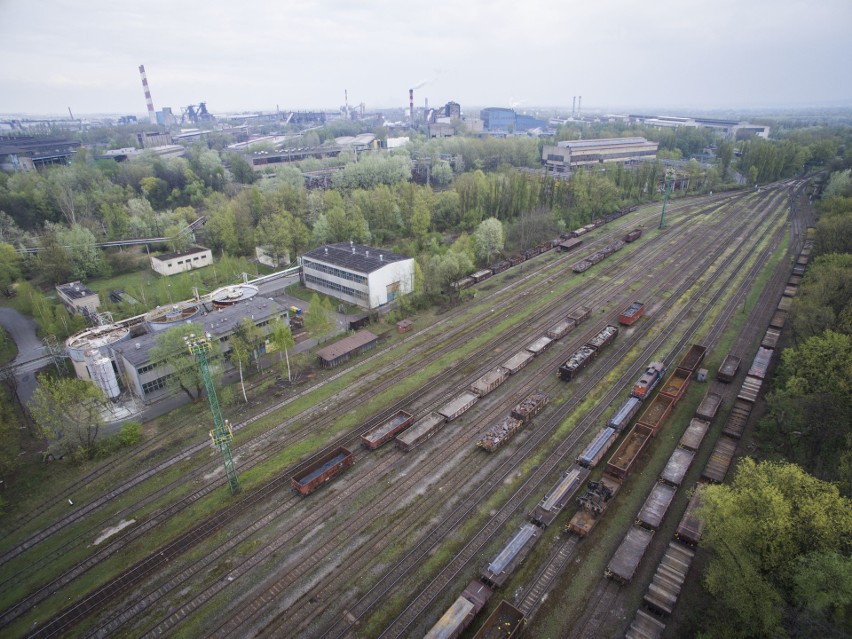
[0,181,814,638]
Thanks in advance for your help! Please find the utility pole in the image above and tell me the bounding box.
[659,171,673,230]
[186,333,240,495]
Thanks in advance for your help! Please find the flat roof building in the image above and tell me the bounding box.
[542,137,659,172]
[151,246,212,276]
[301,243,415,309]
[56,281,100,315]
[0,136,81,172]
[316,329,379,368]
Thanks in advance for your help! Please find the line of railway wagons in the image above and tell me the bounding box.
[423,344,703,639]
[452,205,642,292]
[624,239,813,639]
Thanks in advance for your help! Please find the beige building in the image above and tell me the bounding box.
[542,137,659,173]
[56,281,100,315]
[150,246,212,276]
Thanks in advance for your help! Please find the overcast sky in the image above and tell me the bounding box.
[1,0,850,117]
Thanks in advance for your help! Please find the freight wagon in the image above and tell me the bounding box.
[695,392,723,422]
[424,580,493,639]
[643,542,695,615]
[525,336,554,356]
[471,269,493,283]
[587,325,619,350]
[769,309,787,329]
[567,476,621,536]
[451,277,475,291]
[676,488,706,546]
[501,350,535,374]
[660,448,695,487]
[556,237,584,253]
[438,391,479,422]
[748,347,773,379]
[722,400,752,439]
[636,394,676,435]
[608,396,643,432]
[481,523,541,588]
[511,390,549,422]
[761,327,781,350]
[531,465,589,527]
[606,424,654,480]
[632,362,666,399]
[660,368,691,403]
[472,600,526,639]
[291,447,354,495]
[567,305,592,325]
[678,344,707,374]
[606,526,655,584]
[627,610,666,639]
[395,412,446,452]
[489,260,511,274]
[624,228,643,243]
[470,367,509,397]
[637,483,677,530]
[570,227,588,238]
[558,346,597,380]
[738,375,763,403]
[477,416,525,452]
[547,318,576,339]
[508,254,525,266]
[703,436,737,483]
[361,411,414,450]
[717,354,741,383]
[619,302,645,326]
[577,426,619,469]
[679,418,710,452]
[571,259,593,273]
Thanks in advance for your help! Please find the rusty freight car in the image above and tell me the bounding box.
[472,600,526,639]
[606,526,655,584]
[291,447,354,495]
[438,392,479,422]
[511,390,549,422]
[679,418,710,452]
[470,367,509,397]
[395,412,446,452]
[717,354,741,383]
[361,410,415,450]
[477,416,525,452]
[636,394,676,436]
[424,580,493,639]
[676,488,706,546]
[618,302,645,326]
[606,424,654,480]
[695,392,723,422]
[637,483,677,530]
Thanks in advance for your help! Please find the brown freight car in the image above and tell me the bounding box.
[659,368,691,403]
[643,542,695,616]
[472,600,526,639]
[291,447,354,495]
[636,393,676,435]
[606,526,655,584]
[678,344,707,374]
[361,411,415,450]
[679,418,710,452]
[703,436,738,483]
[722,399,752,439]
[695,392,723,422]
[606,424,654,480]
[717,354,741,383]
[676,487,706,546]
[638,482,677,530]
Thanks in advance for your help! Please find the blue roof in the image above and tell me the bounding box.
[488,524,537,575]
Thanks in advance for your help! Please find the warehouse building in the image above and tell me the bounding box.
[111,297,288,401]
[301,242,415,309]
[541,137,659,172]
[316,329,379,368]
[150,246,212,276]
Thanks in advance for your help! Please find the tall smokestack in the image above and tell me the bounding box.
[578,95,582,117]
[409,89,414,123]
[572,96,576,116]
[139,65,157,125]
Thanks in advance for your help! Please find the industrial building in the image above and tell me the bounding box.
[541,137,660,172]
[150,246,213,276]
[301,242,415,309]
[65,284,288,402]
[480,108,548,133]
[56,281,101,315]
[316,329,379,368]
[0,136,81,172]
[629,114,770,140]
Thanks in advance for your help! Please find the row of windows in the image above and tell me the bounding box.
[168,255,208,268]
[303,259,367,285]
[305,274,368,301]
[142,374,171,395]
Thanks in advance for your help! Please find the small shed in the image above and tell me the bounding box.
[316,330,379,368]
[397,319,414,333]
[150,246,212,276]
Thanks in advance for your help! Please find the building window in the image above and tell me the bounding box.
[137,362,158,375]
[142,375,170,395]
[304,273,369,302]
[302,259,367,285]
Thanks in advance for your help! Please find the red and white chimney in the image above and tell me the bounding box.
[139,65,157,125]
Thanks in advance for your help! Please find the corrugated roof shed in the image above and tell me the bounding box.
[316,329,378,364]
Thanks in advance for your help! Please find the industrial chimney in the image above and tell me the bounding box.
[578,95,582,117]
[409,88,414,124]
[572,96,576,116]
[138,65,157,125]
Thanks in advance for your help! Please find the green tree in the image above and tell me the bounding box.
[304,293,334,339]
[28,375,108,458]
[473,217,504,265]
[257,211,293,266]
[149,322,220,402]
[227,332,251,403]
[269,317,295,381]
[427,250,473,300]
[0,242,21,295]
[699,459,852,638]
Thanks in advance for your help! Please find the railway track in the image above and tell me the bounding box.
[174,192,787,637]
[365,189,791,638]
[6,188,780,636]
[79,194,749,638]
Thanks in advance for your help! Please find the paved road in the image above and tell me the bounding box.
[0,306,46,405]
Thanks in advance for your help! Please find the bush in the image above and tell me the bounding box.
[118,421,142,447]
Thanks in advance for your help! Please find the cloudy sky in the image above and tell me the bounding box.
[1,0,850,116]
